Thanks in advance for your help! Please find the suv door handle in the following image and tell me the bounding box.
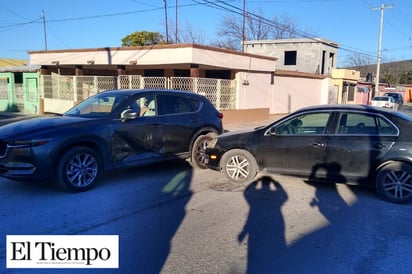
[312,142,325,148]
[375,143,385,149]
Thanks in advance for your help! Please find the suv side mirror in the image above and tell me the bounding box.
[121,109,138,122]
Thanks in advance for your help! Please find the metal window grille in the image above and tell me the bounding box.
[40,75,237,110]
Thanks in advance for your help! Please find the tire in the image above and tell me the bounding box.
[220,149,258,184]
[376,162,412,204]
[56,146,102,192]
[191,132,217,169]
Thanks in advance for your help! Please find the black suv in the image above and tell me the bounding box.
[383,92,404,109]
[0,89,223,192]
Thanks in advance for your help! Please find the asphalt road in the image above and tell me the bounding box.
[0,161,411,274]
[0,108,412,273]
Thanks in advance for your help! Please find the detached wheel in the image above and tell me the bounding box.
[191,132,216,169]
[220,149,257,184]
[376,162,412,204]
[56,146,102,192]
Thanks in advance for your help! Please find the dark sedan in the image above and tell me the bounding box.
[0,89,223,192]
[206,104,412,204]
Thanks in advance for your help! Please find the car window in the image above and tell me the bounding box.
[65,93,128,118]
[189,98,202,111]
[336,112,397,135]
[116,95,157,119]
[157,94,195,115]
[372,96,390,101]
[273,112,330,135]
[141,95,157,117]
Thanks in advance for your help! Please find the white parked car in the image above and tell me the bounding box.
[371,96,398,110]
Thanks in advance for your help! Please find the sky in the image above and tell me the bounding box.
[0,0,411,67]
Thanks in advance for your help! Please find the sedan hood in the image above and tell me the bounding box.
[0,116,99,139]
[221,127,263,138]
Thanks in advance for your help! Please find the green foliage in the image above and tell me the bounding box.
[121,31,166,46]
[380,73,397,86]
[399,72,412,84]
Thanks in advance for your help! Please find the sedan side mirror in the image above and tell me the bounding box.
[268,127,278,135]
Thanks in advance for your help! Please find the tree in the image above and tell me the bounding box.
[215,9,300,50]
[121,31,166,46]
[167,20,208,44]
[399,72,412,84]
[344,53,374,77]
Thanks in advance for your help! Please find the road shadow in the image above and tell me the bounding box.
[239,171,412,273]
[97,160,194,273]
[238,176,288,273]
[238,168,364,273]
[0,160,194,274]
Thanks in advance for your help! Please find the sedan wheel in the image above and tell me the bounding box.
[376,162,412,203]
[56,146,101,192]
[221,149,257,184]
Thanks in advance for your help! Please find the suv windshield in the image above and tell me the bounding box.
[64,93,129,118]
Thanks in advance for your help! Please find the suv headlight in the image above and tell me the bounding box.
[8,139,50,148]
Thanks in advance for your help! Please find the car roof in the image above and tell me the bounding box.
[288,103,412,123]
[300,104,378,111]
[372,96,391,100]
[101,88,199,97]
[297,104,393,114]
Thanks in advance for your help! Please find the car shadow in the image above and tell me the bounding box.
[0,160,194,274]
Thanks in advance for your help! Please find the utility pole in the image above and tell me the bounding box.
[164,0,169,43]
[371,3,393,97]
[175,0,178,43]
[242,0,246,52]
[42,10,47,50]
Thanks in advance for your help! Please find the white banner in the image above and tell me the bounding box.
[6,235,119,269]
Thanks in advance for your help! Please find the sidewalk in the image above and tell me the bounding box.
[223,119,273,131]
[223,114,285,131]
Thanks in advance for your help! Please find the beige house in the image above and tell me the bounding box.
[24,43,357,121]
[332,69,364,104]
[29,44,279,120]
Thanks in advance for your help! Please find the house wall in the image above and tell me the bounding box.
[272,75,330,114]
[235,71,274,111]
[244,39,338,75]
[331,69,361,104]
[29,44,277,73]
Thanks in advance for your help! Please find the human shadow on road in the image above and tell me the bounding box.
[238,176,288,274]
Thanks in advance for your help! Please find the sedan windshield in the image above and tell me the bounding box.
[64,93,129,118]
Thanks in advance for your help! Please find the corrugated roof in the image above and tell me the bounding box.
[0,59,28,67]
[0,65,41,72]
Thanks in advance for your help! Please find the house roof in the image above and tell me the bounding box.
[243,38,339,48]
[0,65,41,73]
[0,59,27,67]
[28,43,278,72]
[274,69,327,79]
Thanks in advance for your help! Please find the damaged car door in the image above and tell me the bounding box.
[111,94,165,165]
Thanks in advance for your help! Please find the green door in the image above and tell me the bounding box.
[23,73,40,114]
[0,72,14,111]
